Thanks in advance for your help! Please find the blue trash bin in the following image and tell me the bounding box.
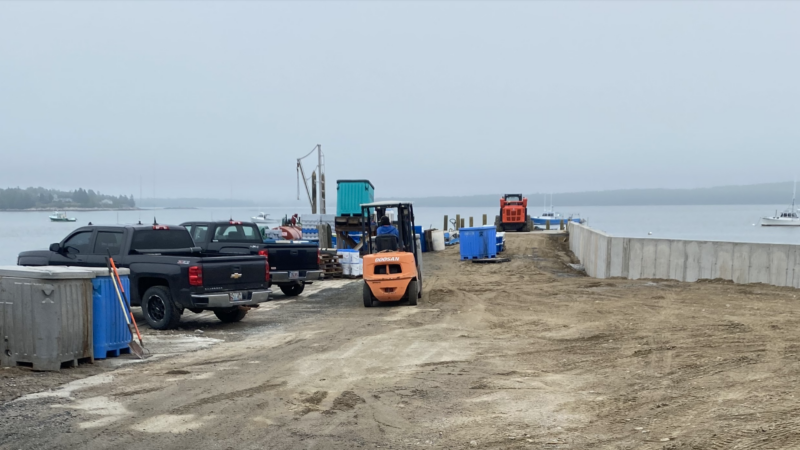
[459,226,498,260]
[89,268,132,359]
[414,226,427,252]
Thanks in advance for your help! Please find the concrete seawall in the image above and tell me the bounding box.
[567,222,800,288]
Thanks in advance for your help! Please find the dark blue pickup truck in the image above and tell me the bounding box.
[18,224,271,329]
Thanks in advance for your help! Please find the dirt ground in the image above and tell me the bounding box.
[3,232,800,449]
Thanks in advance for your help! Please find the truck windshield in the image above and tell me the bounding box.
[131,230,195,251]
[213,224,262,242]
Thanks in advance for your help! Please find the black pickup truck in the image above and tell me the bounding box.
[17,224,271,330]
[180,220,321,296]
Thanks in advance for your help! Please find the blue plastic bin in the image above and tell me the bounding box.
[459,226,497,260]
[336,180,375,216]
[414,226,427,252]
[91,269,131,359]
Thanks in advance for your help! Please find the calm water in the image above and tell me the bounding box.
[1,204,798,264]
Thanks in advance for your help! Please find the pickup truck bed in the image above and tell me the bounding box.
[181,221,322,296]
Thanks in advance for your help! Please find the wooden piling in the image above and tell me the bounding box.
[546,220,550,230]
[482,214,487,225]
[444,215,448,230]
[461,218,465,228]
[469,217,474,227]
[456,214,461,230]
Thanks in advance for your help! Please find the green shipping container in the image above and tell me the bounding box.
[336,180,375,216]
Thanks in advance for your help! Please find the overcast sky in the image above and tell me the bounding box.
[1,1,799,202]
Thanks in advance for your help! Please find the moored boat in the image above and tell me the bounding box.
[49,211,77,222]
[761,181,800,227]
[251,212,276,223]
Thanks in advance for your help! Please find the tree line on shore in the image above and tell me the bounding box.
[0,187,136,210]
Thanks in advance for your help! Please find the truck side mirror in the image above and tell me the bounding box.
[49,243,61,253]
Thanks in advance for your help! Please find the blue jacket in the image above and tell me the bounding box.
[376,225,399,239]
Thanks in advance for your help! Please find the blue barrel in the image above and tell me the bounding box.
[414,225,427,252]
[91,270,131,359]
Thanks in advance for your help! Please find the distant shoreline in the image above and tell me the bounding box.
[0,207,198,212]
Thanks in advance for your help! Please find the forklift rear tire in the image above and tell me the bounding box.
[363,283,374,307]
[407,280,418,306]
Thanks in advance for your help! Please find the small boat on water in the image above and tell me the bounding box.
[531,211,584,226]
[49,211,77,222]
[251,212,276,223]
[761,182,800,227]
[530,194,585,226]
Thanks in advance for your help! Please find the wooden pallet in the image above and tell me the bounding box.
[471,257,510,264]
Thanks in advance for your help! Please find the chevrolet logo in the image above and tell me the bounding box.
[230,273,242,279]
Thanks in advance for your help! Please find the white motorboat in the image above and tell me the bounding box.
[761,182,800,227]
[531,194,585,226]
[49,211,77,222]
[251,212,276,223]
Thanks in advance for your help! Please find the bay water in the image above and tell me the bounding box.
[1,204,798,265]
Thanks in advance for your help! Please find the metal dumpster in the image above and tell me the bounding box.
[0,266,95,371]
[85,268,132,359]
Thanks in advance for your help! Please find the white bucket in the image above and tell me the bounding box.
[337,249,358,264]
[351,259,363,276]
[431,230,445,252]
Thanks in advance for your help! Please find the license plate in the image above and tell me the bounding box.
[229,292,243,302]
[289,271,300,280]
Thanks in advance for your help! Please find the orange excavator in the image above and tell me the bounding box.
[496,194,531,232]
[360,201,422,307]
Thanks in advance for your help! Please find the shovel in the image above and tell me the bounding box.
[105,256,145,359]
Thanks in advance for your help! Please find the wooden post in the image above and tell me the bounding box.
[456,214,461,230]
[469,217,474,227]
[482,214,487,225]
[546,220,550,230]
[560,220,564,231]
[461,218,465,228]
[311,171,317,214]
[444,215,448,230]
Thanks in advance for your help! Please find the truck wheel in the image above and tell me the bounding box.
[363,283,374,307]
[279,282,305,297]
[214,307,248,323]
[142,286,182,330]
[407,280,418,306]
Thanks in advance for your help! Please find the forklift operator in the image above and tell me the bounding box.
[376,216,399,239]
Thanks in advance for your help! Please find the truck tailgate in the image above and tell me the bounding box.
[201,256,266,289]
[268,244,318,271]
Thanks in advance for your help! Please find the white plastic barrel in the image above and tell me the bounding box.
[431,230,445,252]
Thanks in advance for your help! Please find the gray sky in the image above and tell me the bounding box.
[1,1,799,202]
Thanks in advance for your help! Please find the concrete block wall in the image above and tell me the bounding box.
[567,223,800,288]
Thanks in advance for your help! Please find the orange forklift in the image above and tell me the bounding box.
[360,201,422,307]
[496,194,531,232]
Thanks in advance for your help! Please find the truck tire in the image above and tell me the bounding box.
[142,286,182,330]
[279,282,305,297]
[363,283,374,307]
[214,307,248,323]
[407,280,418,306]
